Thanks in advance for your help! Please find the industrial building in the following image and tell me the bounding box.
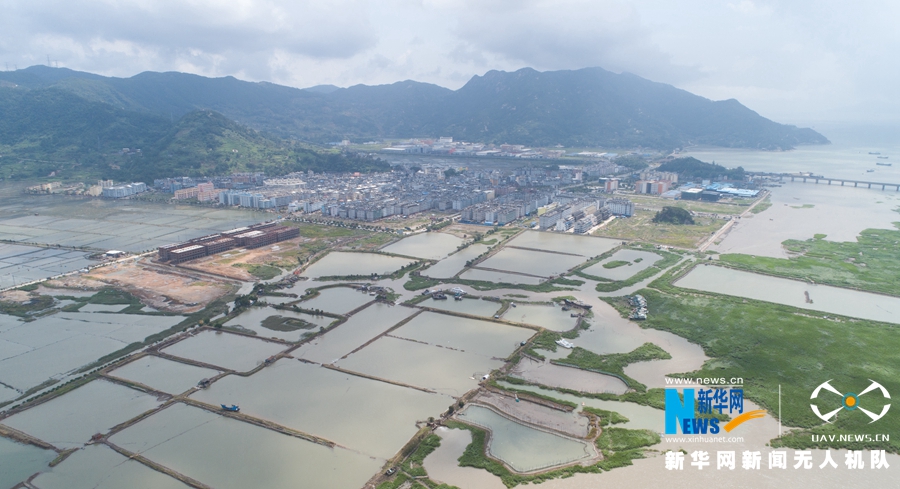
[158,221,299,263]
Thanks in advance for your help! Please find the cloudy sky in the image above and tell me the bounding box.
[2,0,898,124]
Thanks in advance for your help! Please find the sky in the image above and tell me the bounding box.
[2,0,898,125]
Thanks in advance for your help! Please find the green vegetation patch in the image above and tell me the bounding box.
[790,204,815,209]
[652,206,695,225]
[614,287,899,453]
[260,315,317,332]
[401,434,442,477]
[750,195,773,214]
[233,263,282,280]
[589,249,681,292]
[602,260,630,269]
[582,406,629,426]
[596,427,660,452]
[657,156,745,181]
[447,421,601,487]
[0,294,55,317]
[719,225,900,297]
[553,343,671,392]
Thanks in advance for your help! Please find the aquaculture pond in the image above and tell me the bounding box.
[109,403,381,489]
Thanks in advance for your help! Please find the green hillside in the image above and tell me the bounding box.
[0,65,829,151]
[0,87,387,182]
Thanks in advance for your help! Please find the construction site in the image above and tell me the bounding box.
[158,221,301,263]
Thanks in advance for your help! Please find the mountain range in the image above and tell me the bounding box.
[0,65,828,181]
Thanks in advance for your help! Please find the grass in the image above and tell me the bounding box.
[447,421,602,487]
[628,194,752,215]
[401,434,442,477]
[0,294,54,317]
[749,195,773,214]
[259,315,317,332]
[612,286,899,453]
[582,406,629,426]
[579,249,681,292]
[791,204,815,209]
[553,343,671,392]
[593,209,726,248]
[602,260,630,269]
[595,427,660,452]
[233,263,282,280]
[718,225,900,297]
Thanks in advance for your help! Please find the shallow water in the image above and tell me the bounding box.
[419,297,502,318]
[293,302,415,364]
[424,427,506,489]
[501,303,577,332]
[0,311,184,392]
[391,311,533,359]
[109,403,380,489]
[478,247,586,278]
[424,244,490,278]
[108,355,221,394]
[31,444,189,489]
[711,182,900,257]
[338,335,503,397]
[580,249,662,281]
[510,357,629,395]
[302,251,415,278]
[505,231,619,257]
[0,436,56,488]
[677,264,900,324]
[223,306,333,342]
[1,380,161,449]
[458,268,543,285]
[381,232,464,259]
[161,331,287,372]
[496,381,662,431]
[191,358,450,459]
[294,286,372,314]
[456,405,595,472]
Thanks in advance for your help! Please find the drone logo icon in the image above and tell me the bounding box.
[810,379,891,424]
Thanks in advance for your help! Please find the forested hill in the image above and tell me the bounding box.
[0,87,387,182]
[0,65,829,150]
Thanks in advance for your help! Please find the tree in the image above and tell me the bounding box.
[652,206,694,225]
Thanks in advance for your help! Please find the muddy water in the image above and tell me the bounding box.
[581,249,662,281]
[295,286,372,314]
[301,251,415,278]
[677,265,900,324]
[381,232,464,259]
[506,231,619,257]
[496,381,662,431]
[420,296,502,318]
[108,403,381,489]
[223,306,333,342]
[510,356,629,395]
[1,380,161,449]
[424,427,506,489]
[711,182,900,258]
[191,359,450,459]
[31,444,189,489]
[478,247,585,278]
[390,312,533,359]
[294,303,415,364]
[338,336,502,397]
[456,405,595,472]
[501,303,577,331]
[0,436,56,488]
[424,244,489,278]
[108,355,221,395]
[458,268,543,285]
[161,331,287,372]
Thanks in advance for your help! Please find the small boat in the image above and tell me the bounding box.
[877,156,889,159]
[876,162,892,166]
[221,404,240,412]
[555,339,575,349]
[867,169,875,172]
[869,152,881,155]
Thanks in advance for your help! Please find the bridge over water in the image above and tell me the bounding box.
[752,173,900,191]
